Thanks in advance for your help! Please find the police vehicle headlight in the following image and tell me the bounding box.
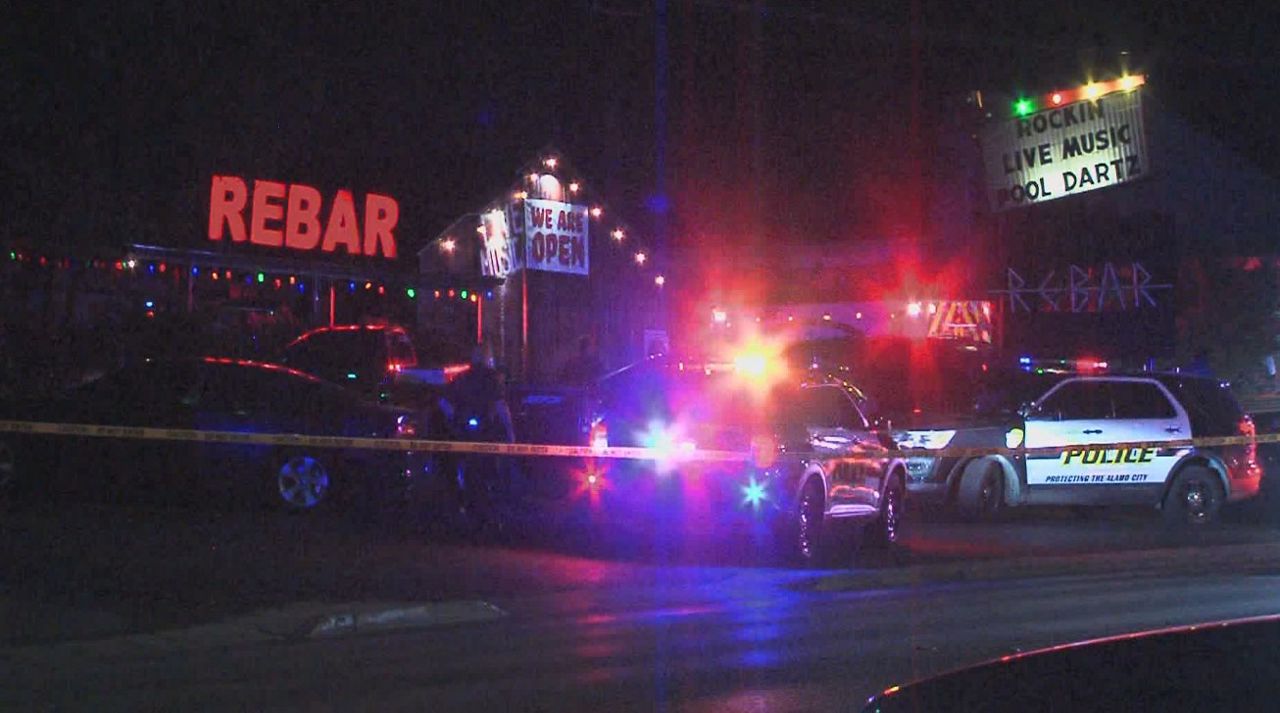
[895,430,956,450]
[1005,427,1024,449]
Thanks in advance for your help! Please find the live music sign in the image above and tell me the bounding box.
[207,175,399,259]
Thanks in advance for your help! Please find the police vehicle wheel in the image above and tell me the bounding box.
[958,460,1004,521]
[275,455,332,511]
[792,479,834,567]
[1162,466,1223,528]
[866,477,904,551]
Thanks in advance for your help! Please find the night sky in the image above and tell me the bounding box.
[7,1,1279,265]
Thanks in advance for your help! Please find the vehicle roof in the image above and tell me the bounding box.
[283,324,408,350]
[198,356,324,384]
[602,356,869,393]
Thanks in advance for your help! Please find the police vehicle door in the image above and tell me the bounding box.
[1024,379,1117,487]
[1093,378,1190,488]
[802,385,880,517]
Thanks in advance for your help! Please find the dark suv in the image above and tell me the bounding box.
[899,371,1262,525]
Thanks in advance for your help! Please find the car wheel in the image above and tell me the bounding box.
[958,460,1004,521]
[1162,466,1223,528]
[866,476,904,550]
[275,455,331,511]
[791,479,833,567]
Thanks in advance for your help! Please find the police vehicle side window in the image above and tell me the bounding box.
[805,387,866,429]
[1036,381,1112,420]
[1167,379,1244,436]
[1109,381,1177,419]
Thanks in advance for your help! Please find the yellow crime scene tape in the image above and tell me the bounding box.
[0,419,1276,463]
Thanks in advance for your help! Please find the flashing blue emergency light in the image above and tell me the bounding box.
[467,417,480,429]
[144,300,154,309]
[191,266,199,276]
[1018,356,1032,365]
[297,282,305,293]
[741,477,768,509]
[348,281,356,292]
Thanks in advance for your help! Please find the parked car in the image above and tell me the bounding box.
[277,324,423,401]
[0,357,423,511]
[275,323,473,426]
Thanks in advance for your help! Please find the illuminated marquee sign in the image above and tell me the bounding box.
[982,76,1149,211]
[522,198,588,276]
[207,175,399,259]
[479,208,512,278]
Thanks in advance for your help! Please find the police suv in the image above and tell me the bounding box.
[588,357,908,566]
[898,368,1262,526]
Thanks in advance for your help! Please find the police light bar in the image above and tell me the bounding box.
[1018,356,1109,374]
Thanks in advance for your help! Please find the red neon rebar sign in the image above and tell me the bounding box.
[207,175,399,259]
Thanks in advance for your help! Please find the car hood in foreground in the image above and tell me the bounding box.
[864,614,1280,712]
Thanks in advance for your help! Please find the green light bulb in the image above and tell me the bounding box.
[406,288,416,299]
[1014,98,1034,117]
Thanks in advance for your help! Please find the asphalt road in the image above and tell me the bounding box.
[4,498,1280,711]
[6,564,1280,711]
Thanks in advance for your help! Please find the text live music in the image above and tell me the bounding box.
[995,96,1144,208]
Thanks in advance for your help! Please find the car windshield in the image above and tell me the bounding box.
[8,5,1280,712]
[596,362,797,446]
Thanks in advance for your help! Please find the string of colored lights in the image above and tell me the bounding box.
[441,154,664,285]
[1011,74,1145,118]
[4,248,494,302]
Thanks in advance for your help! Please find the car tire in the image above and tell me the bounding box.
[273,454,332,511]
[1162,466,1224,528]
[865,476,905,551]
[788,479,836,567]
[957,460,1004,522]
